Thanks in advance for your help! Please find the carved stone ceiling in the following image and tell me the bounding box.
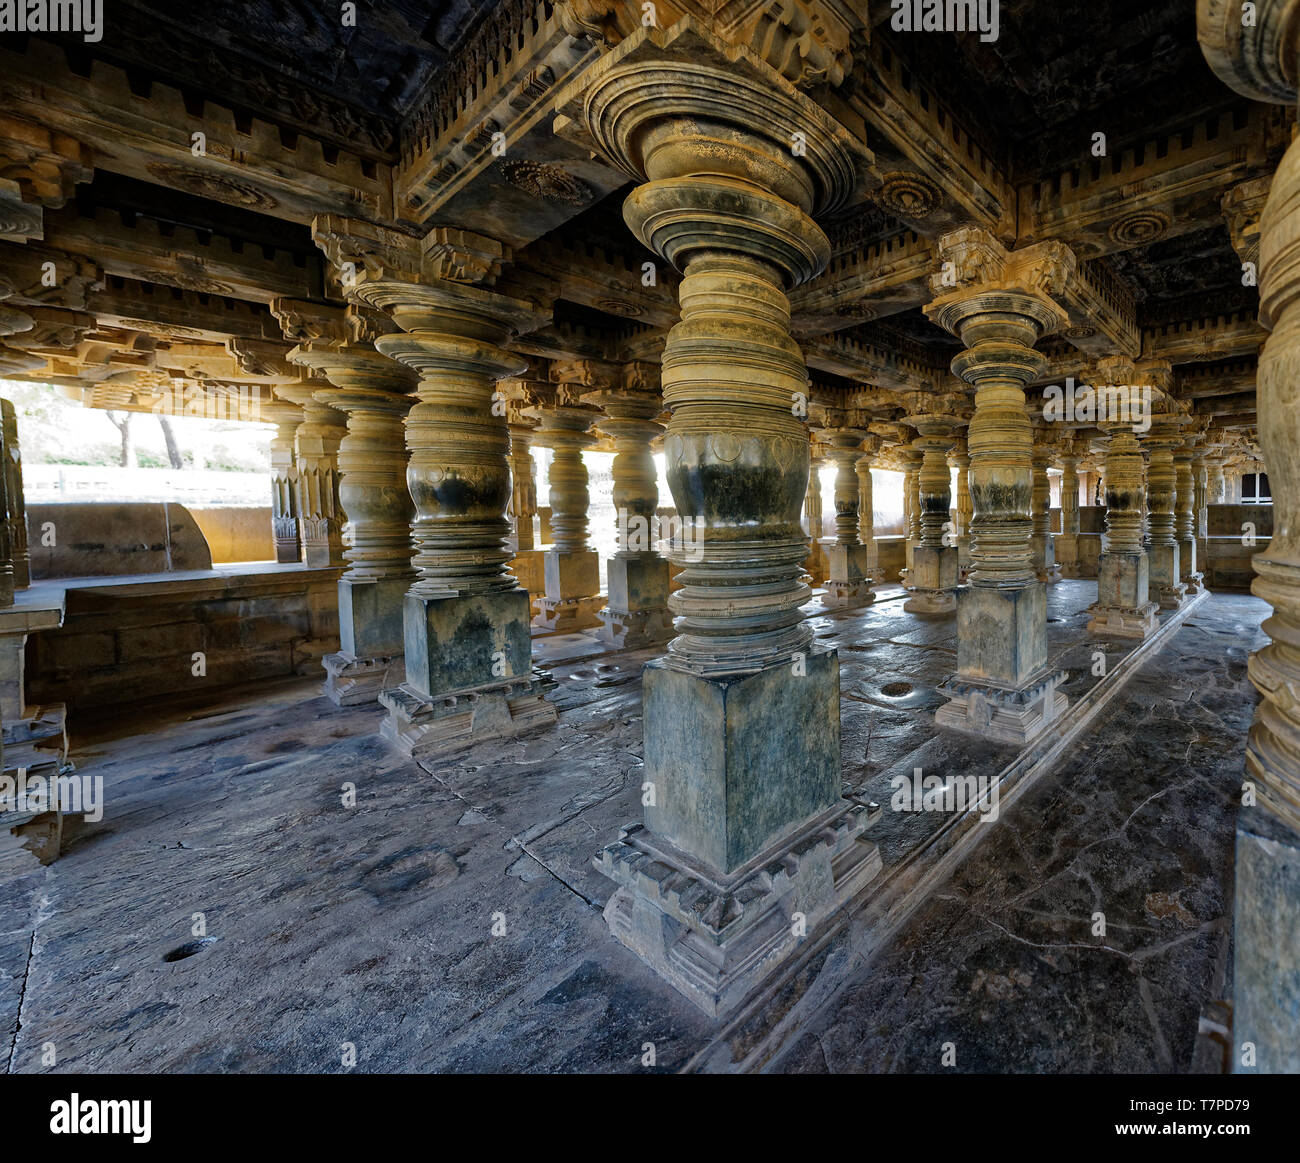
[871,0,1245,179]
[30,0,501,158]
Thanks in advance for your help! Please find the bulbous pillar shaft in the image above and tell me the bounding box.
[651,246,816,675]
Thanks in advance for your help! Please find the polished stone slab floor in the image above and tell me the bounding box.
[0,583,1266,1073]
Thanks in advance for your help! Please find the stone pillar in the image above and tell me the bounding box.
[1056,450,1082,577]
[586,363,673,647]
[925,230,1072,745]
[324,224,556,759]
[1088,416,1160,638]
[1,400,29,589]
[1206,456,1228,503]
[1194,444,1213,569]
[527,363,603,633]
[1143,420,1187,611]
[822,426,875,608]
[1198,0,1300,1073]
[508,421,538,554]
[950,436,973,572]
[1175,442,1205,595]
[274,383,348,568]
[1030,437,1062,584]
[903,418,958,614]
[265,400,303,564]
[900,450,922,573]
[857,439,880,576]
[288,319,417,706]
[562,24,880,1018]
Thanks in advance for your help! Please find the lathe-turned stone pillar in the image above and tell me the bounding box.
[265,399,303,564]
[857,439,881,577]
[821,425,875,609]
[508,421,538,554]
[949,437,972,572]
[1198,0,1300,1074]
[287,312,418,705]
[586,362,673,647]
[1030,437,1061,584]
[1,399,30,589]
[925,231,1072,745]
[274,383,348,569]
[334,234,555,758]
[560,22,880,1018]
[527,362,603,634]
[1089,419,1159,638]
[1056,449,1082,578]
[900,450,922,574]
[1175,442,1205,595]
[904,418,958,614]
[1143,420,1187,611]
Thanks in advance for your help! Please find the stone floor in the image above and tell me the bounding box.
[0,582,1267,1073]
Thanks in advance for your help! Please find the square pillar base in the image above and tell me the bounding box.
[596,802,881,1019]
[1233,808,1300,1073]
[534,549,602,632]
[954,581,1048,690]
[595,607,673,649]
[904,545,958,615]
[641,652,842,871]
[322,651,404,706]
[339,574,408,660]
[1087,601,1159,639]
[935,668,1068,747]
[822,543,876,609]
[594,555,673,647]
[379,674,557,760]
[822,579,877,609]
[533,594,604,633]
[508,548,546,596]
[1148,543,1185,610]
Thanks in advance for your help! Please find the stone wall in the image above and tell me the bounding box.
[26,567,343,713]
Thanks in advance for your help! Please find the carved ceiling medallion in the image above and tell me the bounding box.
[498,160,592,207]
[877,172,943,220]
[1108,210,1170,248]
[145,162,280,212]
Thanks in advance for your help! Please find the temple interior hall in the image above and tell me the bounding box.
[1,0,1298,1076]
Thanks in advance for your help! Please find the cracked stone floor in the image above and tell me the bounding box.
[0,582,1267,1073]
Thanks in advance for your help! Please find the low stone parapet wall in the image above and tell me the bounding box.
[26,565,343,714]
